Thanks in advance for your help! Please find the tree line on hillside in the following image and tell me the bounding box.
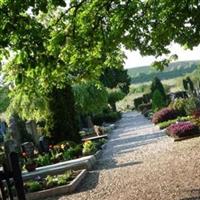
[129,63,198,84]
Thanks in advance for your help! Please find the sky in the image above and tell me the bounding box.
[124,43,200,69]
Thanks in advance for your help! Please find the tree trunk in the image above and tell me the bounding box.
[48,85,81,144]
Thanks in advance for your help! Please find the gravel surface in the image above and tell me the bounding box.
[46,112,200,200]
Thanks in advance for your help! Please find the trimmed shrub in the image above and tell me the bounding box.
[93,111,121,125]
[158,116,191,129]
[134,97,144,109]
[152,108,178,124]
[168,98,187,116]
[138,103,152,113]
[158,119,177,129]
[152,89,166,111]
[184,97,200,115]
[166,122,199,138]
[142,93,151,104]
[150,77,166,99]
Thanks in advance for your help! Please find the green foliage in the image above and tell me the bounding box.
[25,180,42,193]
[158,116,191,129]
[134,97,144,110]
[151,77,166,99]
[2,0,200,128]
[73,82,108,115]
[100,68,131,94]
[107,88,125,112]
[6,89,50,122]
[66,145,82,159]
[152,90,166,112]
[129,84,150,94]
[35,154,51,167]
[168,99,187,116]
[93,111,121,125]
[0,87,9,113]
[47,86,80,144]
[82,141,97,156]
[184,97,200,115]
[183,76,194,92]
[45,170,72,188]
[138,103,152,113]
[57,171,72,186]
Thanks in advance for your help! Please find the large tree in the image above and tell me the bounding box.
[0,1,199,141]
[0,1,124,142]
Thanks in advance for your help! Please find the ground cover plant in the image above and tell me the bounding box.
[152,108,179,124]
[24,170,75,193]
[158,116,191,129]
[21,139,107,171]
[166,122,199,138]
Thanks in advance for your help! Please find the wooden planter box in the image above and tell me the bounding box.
[25,169,87,200]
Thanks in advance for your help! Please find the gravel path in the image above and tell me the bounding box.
[47,112,200,200]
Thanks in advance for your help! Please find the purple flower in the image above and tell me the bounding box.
[152,108,178,124]
[166,122,199,137]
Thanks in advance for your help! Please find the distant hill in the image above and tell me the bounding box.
[128,60,200,84]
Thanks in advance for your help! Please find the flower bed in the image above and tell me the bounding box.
[166,122,199,139]
[21,139,107,171]
[24,169,87,200]
[157,116,191,129]
[152,108,179,124]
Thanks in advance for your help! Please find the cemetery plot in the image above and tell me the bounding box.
[24,169,87,200]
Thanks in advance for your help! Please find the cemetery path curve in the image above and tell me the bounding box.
[47,111,200,200]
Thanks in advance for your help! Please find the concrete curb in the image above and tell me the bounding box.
[26,169,87,200]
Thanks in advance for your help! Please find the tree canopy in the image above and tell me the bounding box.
[73,82,108,115]
[0,0,200,119]
[100,67,130,94]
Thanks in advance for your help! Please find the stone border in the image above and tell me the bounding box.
[82,134,108,142]
[173,133,200,142]
[25,169,87,200]
[23,143,107,181]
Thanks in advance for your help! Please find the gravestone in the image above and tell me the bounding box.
[25,120,38,145]
[3,140,26,200]
[9,116,21,146]
[21,142,34,157]
[39,136,50,153]
[4,140,18,171]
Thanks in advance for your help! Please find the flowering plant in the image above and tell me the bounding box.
[82,140,96,156]
[166,122,199,137]
[21,152,37,172]
[152,108,178,124]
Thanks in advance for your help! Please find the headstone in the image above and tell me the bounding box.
[39,136,50,153]
[21,142,34,157]
[25,120,38,145]
[4,140,18,171]
[9,116,21,146]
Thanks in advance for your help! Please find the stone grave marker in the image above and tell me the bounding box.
[39,136,50,153]
[21,142,34,157]
[9,116,21,146]
[26,120,38,145]
[4,139,18,171]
